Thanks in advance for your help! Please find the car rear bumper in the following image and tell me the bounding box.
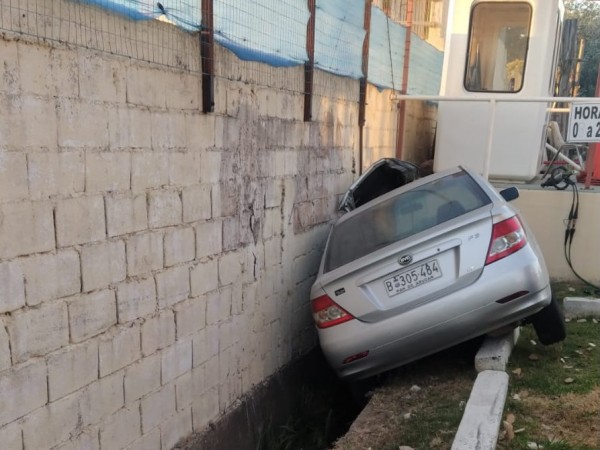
[316,248,551,380]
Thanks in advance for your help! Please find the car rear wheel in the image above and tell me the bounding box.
[530,296,567,345]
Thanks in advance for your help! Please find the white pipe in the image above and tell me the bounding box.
[544,143,583,171]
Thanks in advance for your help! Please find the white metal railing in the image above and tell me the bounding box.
[391,94,598,180]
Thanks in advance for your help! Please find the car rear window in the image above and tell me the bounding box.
[324,171,492,272]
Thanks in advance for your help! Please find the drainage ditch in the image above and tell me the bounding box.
[180,350,363,450]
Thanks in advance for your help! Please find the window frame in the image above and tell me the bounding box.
[463,1,533,94]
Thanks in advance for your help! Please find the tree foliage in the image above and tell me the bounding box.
[565,0,600,96]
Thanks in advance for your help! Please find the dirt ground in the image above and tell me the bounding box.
[498,387,600,449]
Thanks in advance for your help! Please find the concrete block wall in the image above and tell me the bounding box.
[0,18,362,448]
[0,3,438,448]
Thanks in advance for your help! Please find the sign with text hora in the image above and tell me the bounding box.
[567,103,600,143]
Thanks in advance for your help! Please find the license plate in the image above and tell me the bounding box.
[384,260,442,297]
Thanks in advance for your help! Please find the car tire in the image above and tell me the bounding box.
[530,296,567,345]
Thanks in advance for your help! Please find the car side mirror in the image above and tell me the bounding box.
[499,187,519,202]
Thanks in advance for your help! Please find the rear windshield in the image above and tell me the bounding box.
[324,171,491,272]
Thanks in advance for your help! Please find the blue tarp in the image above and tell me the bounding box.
[78,0,442,93]
[314,0,365,79]
[80,0,200,30]
[408,35,443,95]
[214,0,309,67]
[368,6,406,90]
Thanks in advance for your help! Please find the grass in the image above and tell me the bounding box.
[497,299,599,450]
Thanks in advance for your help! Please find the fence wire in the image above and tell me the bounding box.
[0,0,443,101]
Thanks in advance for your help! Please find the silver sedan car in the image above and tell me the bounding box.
[311,165,565,380]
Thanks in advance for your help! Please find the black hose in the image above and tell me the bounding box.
[563,182,600,295]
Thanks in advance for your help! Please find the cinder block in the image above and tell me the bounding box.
[99,406,141,450]
[160,408,193,450]
[192,326,219,368]
[182,185,212,223]
[106,194,148,237]
[174,297,207,339]
[222,217,241,252]
[0,39,19,95]
[141,310,176,357]
[186,114,216,152]
[0,323,10,372]
[124,354,161,405]
[148,190,182,229]
[126,232,164,277]
[17,42,52,97]
[212,182,239,218]
[55,195,105,247]
[57,98,108,148]
[22,391,82,450]
[8,301,69,363]
[166,72,200,110]
[195,221,222,259]
[85,152,131,193]
[191,385,219,432]
[0,261,25,313]
[155,266,190,309]
[50,427,99,450]
[131,152,168,193]
[81,240,126,292]
[78,54,125,103]
[69,290,117,343]
[161,339,193,384]
[123,427,160,450]
[164,227,195,267]
[80,372,124,426]
[0,420,23,450]
[0,360,48,427]
[109,107,152,150]
[125,66,166,109]
[117,277,157,324]
[0,200,54,259]
[168,152,200,187]
[206,289,232,325]
[218,251,243,287]
[140,386,176,433]
[48,340,98,402]
[28,151,85,199]
[0,95,57,150]
[49,48,79,99]
[150,111,187,150]
[99,325,141,377]
[190,260,218,297]
[0,152,28,202]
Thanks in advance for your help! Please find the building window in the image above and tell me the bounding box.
[464,2,532,92]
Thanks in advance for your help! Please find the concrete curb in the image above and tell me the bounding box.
[451,370,509,450]
[474,327,520,372]
[451,328,519,449]
[564,296,600,318]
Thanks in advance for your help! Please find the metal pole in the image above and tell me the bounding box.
[584,62,600,188]
[304,0,316,122]
[482,99,496,180]
[358,0,373,175]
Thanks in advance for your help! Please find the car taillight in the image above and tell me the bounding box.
[311,294,354,328]
[486,216,527,265]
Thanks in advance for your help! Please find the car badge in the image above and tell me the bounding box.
[398,255,412,266]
